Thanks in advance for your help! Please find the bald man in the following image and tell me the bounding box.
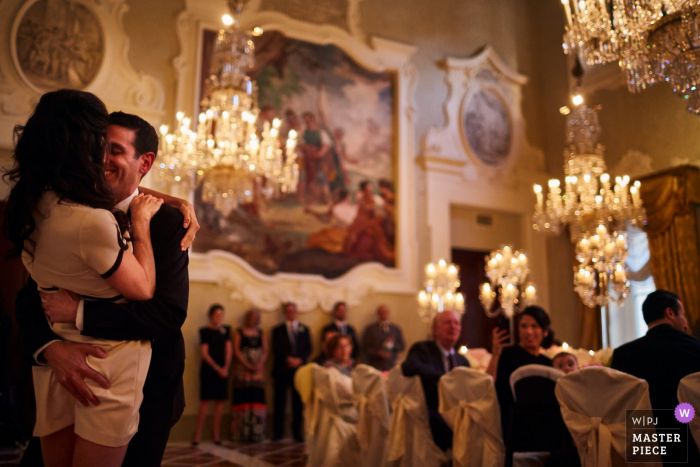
[401,310,469,452]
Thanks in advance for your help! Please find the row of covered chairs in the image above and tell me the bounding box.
[295,363,700,467]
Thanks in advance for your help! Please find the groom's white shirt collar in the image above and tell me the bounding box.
[114,187,139,213]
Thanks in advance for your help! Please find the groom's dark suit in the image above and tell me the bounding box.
[16,204,188,467]
[271,322,311,440]
[401,340,469,452]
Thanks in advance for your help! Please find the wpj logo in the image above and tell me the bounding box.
[626,405,691,463]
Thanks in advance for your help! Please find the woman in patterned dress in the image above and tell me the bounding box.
[231,308,268,442]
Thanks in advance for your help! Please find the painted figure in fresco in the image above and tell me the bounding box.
[344,180,394,264]
[301,112,346,205]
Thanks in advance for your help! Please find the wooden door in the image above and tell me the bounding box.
[451,248,500,349]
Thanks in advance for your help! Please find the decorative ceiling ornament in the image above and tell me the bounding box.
[561,0,700,117]
[479,246,537,320]
[155,0,299,214]
[532,99,645,237]
[573,223,630,308]
[416,259,465,323]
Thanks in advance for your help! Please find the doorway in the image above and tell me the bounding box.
[451,248,500,349]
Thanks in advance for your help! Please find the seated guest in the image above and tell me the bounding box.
[401,310,469,452]
[322,301,359,359]
[552,352,579,375]
[313,329,339,366]
[489,306,553,442]
[611,289,700,464]
[362,304,405,371]
[323,334,355,376]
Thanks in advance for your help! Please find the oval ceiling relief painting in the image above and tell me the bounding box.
[462,89,512,167]
[15,0,104,91]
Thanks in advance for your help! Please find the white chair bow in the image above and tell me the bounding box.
[555,366,662,467]
[307,365,360,467]
[352,364,390,467]
[677,372,700,449]
[386,365,449,467]
[438,367,504,467]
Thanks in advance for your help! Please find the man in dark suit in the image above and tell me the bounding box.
[611,289,700,465]
[321,301,359,360]
[402,310,469,452]
[363,304,405,370]
[15,112,196,467]
[271,302,312,441]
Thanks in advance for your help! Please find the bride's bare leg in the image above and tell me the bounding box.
[41,426,76,467]
[72,436,128,467]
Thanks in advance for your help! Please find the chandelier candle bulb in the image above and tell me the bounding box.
[596,224,607,238]
[562,0,573,26]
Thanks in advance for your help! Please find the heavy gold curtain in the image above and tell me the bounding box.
[638,165,700,333]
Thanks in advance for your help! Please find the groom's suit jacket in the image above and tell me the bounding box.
[16,204,188,460]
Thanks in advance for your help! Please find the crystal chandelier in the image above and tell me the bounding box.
[574,224,630,307]
[478,246,537,319]
[561,0,700,116]
[155,0,299,214]
[416,259,465,323]
[532,101,645,236]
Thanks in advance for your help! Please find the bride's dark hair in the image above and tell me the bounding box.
[3,89,116,258]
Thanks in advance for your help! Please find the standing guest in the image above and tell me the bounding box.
[489,306,553,443]
[313,329,339,366]
[401,310,469,452]
[323,334,355,376]
[14,107,196,467]
[362,304,405,370]
[321,301,359,360]
[271,302,311,441]
[231,308,268,443]
[192,305,232,446]
[611,290,700,465]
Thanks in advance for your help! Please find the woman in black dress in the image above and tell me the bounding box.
[193,304,232,445]
[488,306,553,443]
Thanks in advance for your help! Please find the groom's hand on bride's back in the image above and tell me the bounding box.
[41,341,110,407]
[41,289,80,324]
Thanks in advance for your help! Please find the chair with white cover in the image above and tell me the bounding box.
[306,365,360,467]
[386,365,449,467]
[677,372,700,449]
[555,366,662,467]
[293,362,318,458]
[438,366,504,467]
[508,365,567,467]
[352,364,391,467]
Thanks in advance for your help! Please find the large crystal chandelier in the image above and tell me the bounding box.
[574,224,630,307]
[155,1,299,214]
[417,259,465,323]
[561,0,700,116]
[532,101,645,236]
[479,246,537,319]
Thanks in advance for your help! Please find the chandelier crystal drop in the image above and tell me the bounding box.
[574,224,630,307]
[155,0,299,214]
[532,102,645,236]
[561,0,700,117]
[416,259,465,323]
[479,246,537,319]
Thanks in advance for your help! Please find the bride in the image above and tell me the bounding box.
[5,89,165,467]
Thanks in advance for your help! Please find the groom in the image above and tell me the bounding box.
[16,112,197,467]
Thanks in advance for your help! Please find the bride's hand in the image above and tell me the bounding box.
[130,194,163,224]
